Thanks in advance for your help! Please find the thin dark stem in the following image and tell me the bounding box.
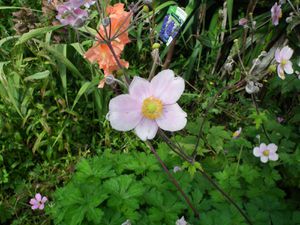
[158,130,192,163]
[192,85,229,159]
[106,41,130,85]
[199,170,253,225]
[163,39,176,69]
[146,141,200,218]
[251,94,272,143]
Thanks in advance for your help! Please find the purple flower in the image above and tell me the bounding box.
[275,46,294,79]
[239,18,248,26]
[64,0,96,9]
[107,70,187,141]
[56,4,88,27]
[29,193,48,210]
[253,143,279,163]
[271,3,282,26]
[176,216,188,225]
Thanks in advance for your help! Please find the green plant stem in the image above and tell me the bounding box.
[192,85,229,159]
[146,141,200,218]
[158,130,192,163]
[251,94,272,143]
[199,169,253,225]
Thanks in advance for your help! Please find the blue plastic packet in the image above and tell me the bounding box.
[159,6,187,46]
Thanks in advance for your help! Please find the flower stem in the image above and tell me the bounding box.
[199,169,253,225]
[106,41,130,85]
[251,94,272,143]
[146,141,200,218]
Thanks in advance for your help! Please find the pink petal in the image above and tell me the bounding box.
[277,65,285,80]
[253,147,261,157]
[108,94,142,131]
[267,143,278,153]
[259,143,267,152]
[29,198,37,205]
[129,76,151,102]
[134,118,158,141]
[281,46,293,60]
[284,61,294,74]
[275,48,281,63]
[41,197,48,203]
[31,204,39,210]
[156,104,187,132]
[160,76,185,104]
[38,203,45,210]
[150,70,180,103]
[35,193,42,202]
[269,153,279,161]
[260,156,269,163]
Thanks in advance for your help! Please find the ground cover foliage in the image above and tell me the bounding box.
[0,0,300,224]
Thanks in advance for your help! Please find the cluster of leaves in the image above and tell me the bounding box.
[0,0,300,224]
[47,149,186,225]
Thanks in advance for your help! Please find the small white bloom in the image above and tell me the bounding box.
[173,166,182,173]
[176,216,188,225]
[121,220,131,225]
[253,143,279,163]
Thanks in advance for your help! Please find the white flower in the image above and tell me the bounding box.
[176,216,188,225]
[253,143,279,163]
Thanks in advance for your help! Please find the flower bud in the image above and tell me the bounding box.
[152,43,160,49]
[268,65,276,73]
[143,5,149,13]
[102,17,110,27]
[105,74,115,85]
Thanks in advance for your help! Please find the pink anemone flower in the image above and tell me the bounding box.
[253,143,279,163]
[107,70,187,141]
[271,2,282,26]
[29,193,48,210]
[275,46,294,79]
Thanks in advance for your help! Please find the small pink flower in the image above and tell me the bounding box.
[253,143,279,163]
[239,18,248,26]
[29,193,48,210]
[275,46,294,79]
[232,127,242,139]
[271,2,282,26]
[107,70,187,141]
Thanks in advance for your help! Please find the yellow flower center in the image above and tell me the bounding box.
[263,150,270,156]
[281,59,287,66]
[142,97,163,120]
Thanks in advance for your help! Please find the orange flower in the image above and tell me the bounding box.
[84,3,131,86]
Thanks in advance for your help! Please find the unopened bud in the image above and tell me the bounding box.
[268,65,276,73]
[105,75,115,85]
[152,43,160,49]
[143,5,149,13]
[102,17,110,27]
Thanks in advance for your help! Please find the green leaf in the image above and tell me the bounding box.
[24,70,50,81]
[86,208,104,223]
[43,44,84,80]
[16,25,63,45]
[227,0,233,32]
[207,126,231,153]
[72,81,92,110]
